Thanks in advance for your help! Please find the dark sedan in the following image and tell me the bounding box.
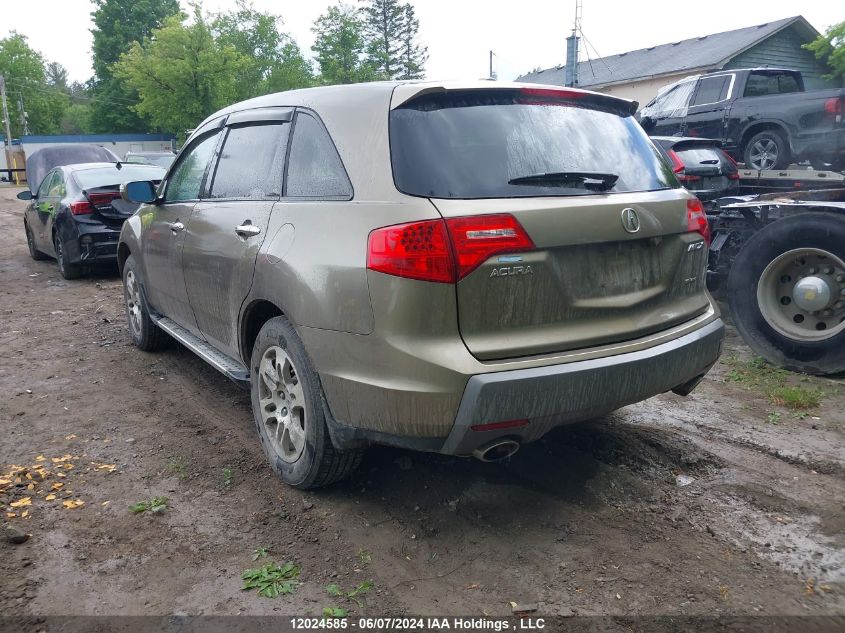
[651,136,740,201]
[19,162,165,279]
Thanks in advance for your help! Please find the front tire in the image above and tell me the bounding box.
[250,316,363,489]
[727,212,845,375]
[54,234,81,279]
[743,130,790,170]
[122,254,169,351]
[25,223,47,260]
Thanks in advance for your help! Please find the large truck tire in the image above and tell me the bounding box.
[727,212,845,375]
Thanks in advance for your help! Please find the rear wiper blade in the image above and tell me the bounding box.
[507,171,619,191]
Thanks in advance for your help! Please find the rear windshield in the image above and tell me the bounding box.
[675,147,727,166]
[390,90,677,199]
[74,165,166,190]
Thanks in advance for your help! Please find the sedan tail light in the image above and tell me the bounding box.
[367,214,535,283]
[70,201,94,215]
[686,198,711,245]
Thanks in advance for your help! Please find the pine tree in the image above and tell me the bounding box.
[397,4,426,80]
[360,0,405,80]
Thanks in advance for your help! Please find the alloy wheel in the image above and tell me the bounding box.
[749,139,778,170]
[257,345,307,463]
[125,270,143,338]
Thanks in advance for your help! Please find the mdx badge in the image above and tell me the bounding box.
[621,208,640,233]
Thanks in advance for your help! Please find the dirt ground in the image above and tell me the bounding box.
[1,185,843,624]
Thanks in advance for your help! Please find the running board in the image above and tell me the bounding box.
[152,315,250,384]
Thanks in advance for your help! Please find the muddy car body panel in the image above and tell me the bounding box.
[119,81,724,471]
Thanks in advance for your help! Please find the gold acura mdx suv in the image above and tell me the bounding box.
[119,81,724,488]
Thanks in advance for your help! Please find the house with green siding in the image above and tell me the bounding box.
[517,16,836,106]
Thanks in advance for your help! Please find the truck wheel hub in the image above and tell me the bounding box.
[792,276,832,312]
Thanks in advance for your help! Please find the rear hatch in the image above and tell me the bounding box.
[390,87,711,360]
[660,139,739,200]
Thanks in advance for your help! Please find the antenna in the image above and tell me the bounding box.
[565,0,582,86]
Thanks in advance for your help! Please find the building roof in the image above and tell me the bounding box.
[517,16,818,88]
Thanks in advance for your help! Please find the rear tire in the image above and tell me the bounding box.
[54,234,82,279]
[250,316,363,489]
[743,130,790,170]
[122,254,169,351]
[25,223,47,260]
[727,212,845,375]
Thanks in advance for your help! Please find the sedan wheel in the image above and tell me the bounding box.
[54,235,81,280]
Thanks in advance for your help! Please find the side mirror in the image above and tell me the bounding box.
[16,190,33,201]
[121,180,157,204]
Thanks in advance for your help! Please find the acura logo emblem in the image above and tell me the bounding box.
[621,208,640,233]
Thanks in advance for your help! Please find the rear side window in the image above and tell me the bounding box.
[391,90,676,199]
[285,112,352,199]
[691,75,730,105]
[744,72,801,97]
[165,131,221,202]
[209,123,289,199]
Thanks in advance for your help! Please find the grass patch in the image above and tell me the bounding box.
[769,385,823,410]
[129,496,168,514]
[723,355,824,411]
[166,456,188,480]
[326,580,374,607]
[241,562,300,598]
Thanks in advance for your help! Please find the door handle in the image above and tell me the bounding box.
[167,221,185,233]
[235,223,261,238]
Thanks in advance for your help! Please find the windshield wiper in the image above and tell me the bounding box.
[508,171,619,191]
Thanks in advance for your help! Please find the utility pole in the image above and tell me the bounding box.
[18,93,29,136]
[0,75,13,148]
[564,0,582,87]
[489,50,496,80]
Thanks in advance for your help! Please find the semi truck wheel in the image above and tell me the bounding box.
[727,212,845,375]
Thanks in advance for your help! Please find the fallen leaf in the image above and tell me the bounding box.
[51,482,64,490]
[101,501,111,506]
[65,434,77,440]
[6,513,15,518]
[91,462,117,473]
[10,497,32,508]
[26,483,34,490]
[35,455,46,462]
[62,499,84,509]
[45,494,56,501]
[21,510,29,518]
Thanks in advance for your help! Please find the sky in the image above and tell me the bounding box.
[1,0,841,84]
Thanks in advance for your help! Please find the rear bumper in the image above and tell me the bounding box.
[439,318,724,455]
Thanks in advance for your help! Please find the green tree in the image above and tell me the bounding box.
[805,20,845,82]
[45,62,69,91]
[211,0,313,98]
[60,103,93,135]
[0,32,67,137]
[397,4,426,79]
[114,11,249,137]
[360,0,405,79]
[89,0,181,132]
[311,4,374,85]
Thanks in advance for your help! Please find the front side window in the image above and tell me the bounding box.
[37,171,57,198]
[640,79,697,119]
[209,123,288,199]
[47,172,66,197]
[164,131,221,203]
[691,75,730,106]
[391,90,676,199]
[285,112,352,198]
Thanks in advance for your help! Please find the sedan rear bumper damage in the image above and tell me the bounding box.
[440,318,725,455]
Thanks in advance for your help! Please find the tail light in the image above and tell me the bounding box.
[667,150,701,182]
[824,96,843,123]
[70,201,94,215]
[367,214,535,284]
[86,191,121,206]
[686,198,711,245]
[721,150,740,180]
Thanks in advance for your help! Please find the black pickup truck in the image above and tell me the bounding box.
[638,68,845,171]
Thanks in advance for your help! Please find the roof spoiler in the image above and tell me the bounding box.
[391,83,638,117]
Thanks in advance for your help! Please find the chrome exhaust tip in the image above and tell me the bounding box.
[472,439,520,462]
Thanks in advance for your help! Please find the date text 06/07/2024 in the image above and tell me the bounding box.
[289,617,546,631]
